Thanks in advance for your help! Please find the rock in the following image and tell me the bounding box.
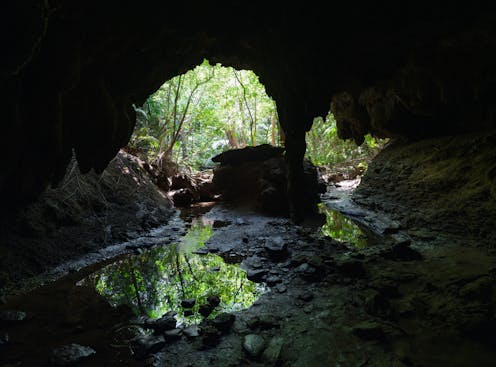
[213,220,231,228]
[0,331,9,345]
[164,328,182,341]
[263,336,284,363]
[264,237,288,259]
[199,303,213,318]
[298,292,314,302]
[384,240,423,261]
[170,188,194,207]
[183,325,200,338]
[170,174,194,191]
[145,311,176,332]
[242,256,264,270]
[275,284,287,293]
[184,309,194,317]
[243,334,266,359]
[0,310,26,323]
[266,276,282,286]
[302,304,313,313]
[246,315,280,330]
[246,269,267,282]
[212,144,284,166]
[459,276,493,301]
[201,325,221,348]
[211,313,236,333]
[207,295,221,307]
[130,335,166,359]
[181,299,196,309]
[352,321,385,340]
[364,291,394,319]
[295,263,319,280]
[49,344,96,366]
[337,260,367,278]
[369,279,400,298]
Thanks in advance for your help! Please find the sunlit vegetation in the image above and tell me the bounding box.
[85,220,265,325]
[318,204,368,248]
[130,59,279,171]
[306,114,388,174]
[129,59,386,175]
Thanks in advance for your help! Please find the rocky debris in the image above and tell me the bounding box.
[164,328,183,341]
[199,304,214,318]
[0,331,9,345]
[246,269,267,282]
[170,188,194,207]
[383,240,423,261]
[369,278,400,298]
[298,292,314,302]
[145,311,177,332]
[183,325,200,338]
[200,325,222,348]
[243,334,266,359]
[352,321,385,341]
[184,310,194,317]
[337,259,367,278]
[0,310,26,323]
[213,220,232,228]
[211,313,235,333]
[181,299,196,309]
[246,315,280,331]
[130,335,166,359]
[364,290,394,320]
[49,344,96,366]
[264,237,288,260]
[170,174,194,191]
[262,336,284,363]
[458,276,493,301]
[266,276,282,286]
[295,263,322,281]
[207,295,221,308]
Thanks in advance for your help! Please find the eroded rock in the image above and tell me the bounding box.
[243,334,266,359]
[49,344,96,366]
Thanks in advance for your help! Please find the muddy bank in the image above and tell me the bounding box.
[354,131,496,243]
[0,150,174,293]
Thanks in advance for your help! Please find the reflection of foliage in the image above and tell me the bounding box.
[318,204,367,248]
[87,220,264,325]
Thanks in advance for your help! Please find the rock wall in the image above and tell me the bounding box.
[3,2,496,212]
[355,130,496,242]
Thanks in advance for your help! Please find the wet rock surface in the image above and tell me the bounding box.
[49,344,96,366]
[1,194,496,366]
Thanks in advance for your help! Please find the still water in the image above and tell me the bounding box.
[318,203,368,248]
[83,218,266,326]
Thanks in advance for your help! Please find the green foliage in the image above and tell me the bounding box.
[86,219,266,325]
[318,204,367,248]
[130,59,279,171]
[305,113,388,171]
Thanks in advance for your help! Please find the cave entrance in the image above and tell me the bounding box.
[305,113,388,186]
[128,59,281,174]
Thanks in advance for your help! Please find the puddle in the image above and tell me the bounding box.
[82,217,266,326]
[318,203,368,248]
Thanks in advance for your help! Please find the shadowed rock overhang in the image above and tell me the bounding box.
[3,2,496,210]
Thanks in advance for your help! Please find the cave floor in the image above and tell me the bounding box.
[1,186,496,366]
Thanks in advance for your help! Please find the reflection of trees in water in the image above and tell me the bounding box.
[319,204,367,248]
[87,221,263,325]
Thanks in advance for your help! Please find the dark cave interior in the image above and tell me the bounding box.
[2,2,496,366]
